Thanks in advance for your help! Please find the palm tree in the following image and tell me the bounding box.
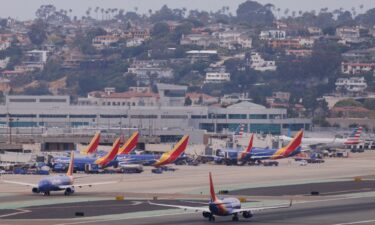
[101,8,104,20]
[277,8,281,19]
[359,4,364,13]
[94,7,99,20]
[284,9,290,18]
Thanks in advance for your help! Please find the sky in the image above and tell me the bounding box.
[1,0,375,20]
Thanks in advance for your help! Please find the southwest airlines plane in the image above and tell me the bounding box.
[150,172,292,221]
[2,152,118,196]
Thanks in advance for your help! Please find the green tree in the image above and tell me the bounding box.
[184,96,192,106]
[28,20,47,46]
[151,22,170,38]
[236,1,275,26]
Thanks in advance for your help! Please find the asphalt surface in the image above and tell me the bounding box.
[229,180,375,196]
[59,196,375,225]
[0,200,207,219]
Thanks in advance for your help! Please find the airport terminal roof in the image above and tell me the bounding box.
[227,101,266,109]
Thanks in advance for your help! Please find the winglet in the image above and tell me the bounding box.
[66,151,74,177]
[209,172,218,202]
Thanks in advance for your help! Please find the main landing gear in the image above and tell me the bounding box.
[43,191,50,196]
[232,213,239,221]
[209,215,215,221]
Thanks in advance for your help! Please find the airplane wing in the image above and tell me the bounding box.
[148,201,210,212]
[2,180,37,188]
[232,200,292,214]
[58,181,119,189]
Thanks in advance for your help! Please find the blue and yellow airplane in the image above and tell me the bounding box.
[53,132,140,171]
[117,135,189,167]
[216,130,303,164]
[150,172,292,221]
[2,151,118,196]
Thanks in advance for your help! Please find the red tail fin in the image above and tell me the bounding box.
[245,133,254,154]
[283,130,303,156]
[82,132,100,155]
[95,138,120,167]
[118,131,139,155]
[209,172,218,202]
[153,135,189,167]
[66,151,74,177]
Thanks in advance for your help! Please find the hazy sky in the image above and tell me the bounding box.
[1,0,375,20]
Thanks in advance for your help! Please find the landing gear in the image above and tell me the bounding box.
[64,190,70,196]
[232,213,239,221]
[43,191,50,196]
[209,215,215,221]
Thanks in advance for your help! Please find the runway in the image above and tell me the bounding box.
[229,180,375,196]
[2,196,375,225]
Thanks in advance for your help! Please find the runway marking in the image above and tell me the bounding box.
[0,209,30,218]
[331,219,375,225]
[54,211,195,225]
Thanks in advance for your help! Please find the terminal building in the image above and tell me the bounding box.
[0,84,310,144]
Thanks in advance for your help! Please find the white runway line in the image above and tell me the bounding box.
[0,209,30,218]
[331,219,375,225]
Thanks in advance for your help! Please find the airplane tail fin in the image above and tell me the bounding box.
[239,133,254,160]
[282,129,303,157]
[345,127,363,145]
[118,131,139,155]
[209,172,218,202]
[153,135,189,167]
[81,132,100,155]
[66,151,74,177]
[95,138,121,167]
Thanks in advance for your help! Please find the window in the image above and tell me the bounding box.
[228,114,247,119]
[9,98,36,102]
[39,114,68,118]
[250,124,281,134]
[199,123,214,132]
[161,115,188,119]
[70,115,96,118]
[269,114,282,119]
[39,99,67,103]
[130,115,158,119]
[208,114,226,119]
[191,115,208,119]
[100,115,127,118]
[249,114,267,119]
[9,114,37,118]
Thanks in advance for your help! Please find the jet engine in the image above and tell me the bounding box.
[64,187,75,195]
[242,211,253,218]
[202,212,212,218]
[32,187,40,194]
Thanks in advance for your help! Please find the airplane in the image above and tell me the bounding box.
[117,135,189,167]
[53,137,122,172]
[149,172,292,221]
[279,127,363,148]
[215,130,303,165]
[250,130,303,160]
[2,151,118,196]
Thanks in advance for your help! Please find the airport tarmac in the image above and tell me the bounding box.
[1,152,375,225]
